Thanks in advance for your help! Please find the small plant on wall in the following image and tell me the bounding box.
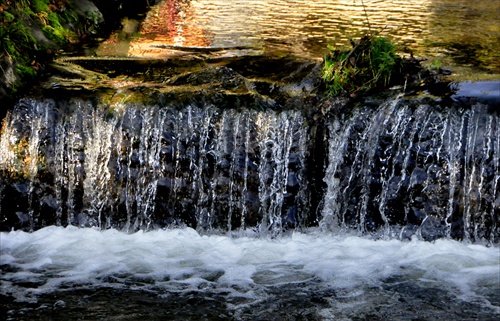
[322,0,405,97]
[323,35,400,96]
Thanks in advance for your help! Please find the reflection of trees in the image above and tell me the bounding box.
[129,0,211,57]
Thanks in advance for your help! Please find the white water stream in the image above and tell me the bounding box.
[1,226,499,318]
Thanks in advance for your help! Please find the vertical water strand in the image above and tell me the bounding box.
[226,110,236,231]
[53,101,85,227]
[194,107,214,230]
[142,106,164,229]
[172,109,184,216]
[296,111,310,229]
[185,105,202,226]
[479,111,496,242]
[415,104,443,214]
[473,105,499,242]
[321,117,354,230]
[440,106,458,238]
[25,102,44,230]
[82,106,116,227]
[240,111,253,231]
[0,113,11,222]
[215,109,236,230]
[256,111,297,236]
[271,111,289,234]
[492,113,500,243]
[358,99,402,234]
[394,104,416,218]
[377,104,411,227]
[227,111,246,231]
[450,107,468,240]
[463,107,481,240]
[186,105,197,202]
[133,106,152,229]
[283,111,307,229]
[206,110,227,230]
[53,117,67,226]
[256,112,272,234]
[123,107,139,231]
[401,105,432,232]
[113,109,126,227]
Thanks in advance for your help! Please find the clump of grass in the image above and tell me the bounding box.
[323,0,405,97]
[323,35,401,97]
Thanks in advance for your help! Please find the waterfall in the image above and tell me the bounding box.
[0,99,312,234]
[0,96,498,242]
[321,98,499,243]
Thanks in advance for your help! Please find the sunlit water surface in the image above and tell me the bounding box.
[97,0,500,75]
[1,227,499,319]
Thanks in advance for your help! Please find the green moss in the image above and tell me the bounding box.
[16,64,37,78]
[11,21,37,49]
[43,11,75,44]
[48,11,62,28]
[0,0,103,96]
[32,0,50,13]
[1,21,37,63]
[42,25,67,44]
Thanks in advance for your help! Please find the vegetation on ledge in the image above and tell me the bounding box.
[322,0,433,97]
[0,0,103,87]
[322,35,433,97]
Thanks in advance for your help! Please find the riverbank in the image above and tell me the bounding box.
[0,0,151,118]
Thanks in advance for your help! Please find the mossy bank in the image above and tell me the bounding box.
[0,0,151,117]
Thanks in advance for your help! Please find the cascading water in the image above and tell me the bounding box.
[0,99,312,234]
[1,95,499,242]
[321,97,499,243]
[1,93,499,320]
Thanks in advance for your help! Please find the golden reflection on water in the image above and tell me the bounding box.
[100,0,499,73]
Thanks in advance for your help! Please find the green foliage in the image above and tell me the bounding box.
[32,0,50,13]
[370,37,397,86]
[322,0,405,97]
[59,9,78,24]
[323,36,400,96]
[16,64,37,78]
[48,11,62,28]
[43,25,66,44]
[43,11,74,44]
[0,20,38,61]
[3,11,15,22]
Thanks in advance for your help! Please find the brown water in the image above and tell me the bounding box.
[96,0,500,75]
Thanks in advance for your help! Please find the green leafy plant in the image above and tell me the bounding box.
[322,0,402,96]
[323,36,400,96]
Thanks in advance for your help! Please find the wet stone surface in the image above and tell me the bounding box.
[42,55,323,110]
[2,282,498,321]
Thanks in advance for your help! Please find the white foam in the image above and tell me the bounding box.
[1,227,499,304]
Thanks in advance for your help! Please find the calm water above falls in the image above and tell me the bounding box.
[106,0,500,74]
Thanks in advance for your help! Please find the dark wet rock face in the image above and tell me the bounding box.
[321,96,499,243]
[1,73,499,243]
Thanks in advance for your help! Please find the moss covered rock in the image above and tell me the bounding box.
[0,0,150,117]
